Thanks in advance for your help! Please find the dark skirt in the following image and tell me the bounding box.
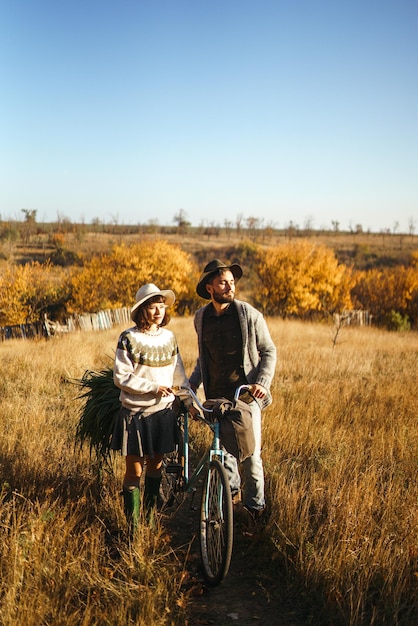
[111,406,178,457]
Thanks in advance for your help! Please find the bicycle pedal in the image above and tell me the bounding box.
[165,463,182,474]
[190,488,198,511]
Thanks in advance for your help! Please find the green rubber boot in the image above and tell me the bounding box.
[144,475,161,526]
[123,486,140,535]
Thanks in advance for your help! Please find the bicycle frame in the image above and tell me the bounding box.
[182,402,223,490]
[176,383,251,491]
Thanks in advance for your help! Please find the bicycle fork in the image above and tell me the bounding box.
[187,420,226,515]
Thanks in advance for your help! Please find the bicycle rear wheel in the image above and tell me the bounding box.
[199,458,233,586]
[160,425,185,511]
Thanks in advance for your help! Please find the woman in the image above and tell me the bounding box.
[111,283,190,531]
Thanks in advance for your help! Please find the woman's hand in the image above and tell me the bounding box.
[157,385,173,397]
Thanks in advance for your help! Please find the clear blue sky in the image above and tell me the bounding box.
[1,0,417,233]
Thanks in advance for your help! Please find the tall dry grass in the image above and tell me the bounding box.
[0,318,417,624]
[0,329,187,625]
[263,320,418,625]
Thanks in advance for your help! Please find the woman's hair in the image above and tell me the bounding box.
[132,295,171,330]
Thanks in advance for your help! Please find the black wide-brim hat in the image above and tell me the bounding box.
[196,259,243,299]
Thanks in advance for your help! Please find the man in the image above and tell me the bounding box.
[189,259,277,519]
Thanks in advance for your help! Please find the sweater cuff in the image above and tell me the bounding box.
[256,376,271,391]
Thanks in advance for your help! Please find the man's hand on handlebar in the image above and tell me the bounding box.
[248,383,267,399]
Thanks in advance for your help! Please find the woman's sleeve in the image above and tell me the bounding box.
[172,350,189,389]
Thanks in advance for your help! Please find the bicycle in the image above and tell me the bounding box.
[160,384,252,586]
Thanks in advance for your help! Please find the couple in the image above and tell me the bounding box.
[111,258,277,531]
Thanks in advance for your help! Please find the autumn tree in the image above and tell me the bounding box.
[173,209,191,235]
[21,208,37,243]
[69,240,198,314]
[254,240,353,318]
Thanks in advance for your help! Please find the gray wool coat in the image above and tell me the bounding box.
[189,300,277,410]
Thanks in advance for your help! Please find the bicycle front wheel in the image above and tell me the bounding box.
[199,459,233,586]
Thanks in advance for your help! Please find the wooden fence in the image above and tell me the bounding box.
[0,307,132,342]
[0,321,46,342]
[333,309,371,327]
[1,307,371,342]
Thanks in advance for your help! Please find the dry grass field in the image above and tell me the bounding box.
[0,317,417,625]
[2,226,417,270]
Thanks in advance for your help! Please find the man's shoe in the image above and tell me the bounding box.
[243,504,266,523]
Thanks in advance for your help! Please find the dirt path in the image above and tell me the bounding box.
[161,495,302,626]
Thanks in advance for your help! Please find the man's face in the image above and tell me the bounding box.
[206,270,236,304]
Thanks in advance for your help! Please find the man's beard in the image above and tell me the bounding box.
[213,291,235,304]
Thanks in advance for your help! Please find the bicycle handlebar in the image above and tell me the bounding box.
[233,384,253,401]
[176,384,253,413]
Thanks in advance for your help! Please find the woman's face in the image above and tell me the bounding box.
[145,298,166,327]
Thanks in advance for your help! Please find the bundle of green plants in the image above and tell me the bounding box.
[74,365,120,463]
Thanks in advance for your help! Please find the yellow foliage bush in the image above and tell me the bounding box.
[352,265,418,325]
[0,262,68,325]
[254,240,353,318]
[69,240,198,314]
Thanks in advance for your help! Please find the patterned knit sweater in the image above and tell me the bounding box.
[113,326,189,413]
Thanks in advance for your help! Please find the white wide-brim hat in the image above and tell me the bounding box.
[131,283,176,320]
